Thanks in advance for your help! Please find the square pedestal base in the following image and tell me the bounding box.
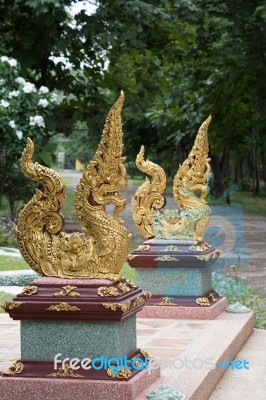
[21,316,136,361]
[137,297,227,320]
[0,367,160,400]
[136,268,212,297]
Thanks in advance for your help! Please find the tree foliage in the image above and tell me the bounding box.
[0,0,266,215]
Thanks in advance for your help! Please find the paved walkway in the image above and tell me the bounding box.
[0,313,264,399]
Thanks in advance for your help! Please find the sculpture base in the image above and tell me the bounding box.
[21,316,137,360]
[137,296,227,320]
[1,349,152,381]
[136,267,213,297]
[0,366,160,400]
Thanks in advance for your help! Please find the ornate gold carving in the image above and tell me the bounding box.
[196,297,210,306]
[126,279,137,288]
[107,367,132,379]
[127,255,137,260]
[164,245,180,252]
[53,285,81,297]
[132,117,212,242]
[46,302,80,311]
[140,349,152,361]
[1,301,22,311]
[133,296,145,307]
[134,360,142,367]
[196,255,211,261]
[190,242,212,252]
[102,301,131,312]
[209,293,218,302]
[136,244,150,251]
[132,145,167,238]
[19,286,38,296]
[158,297,176,306]
[172,116,212,241]
[1,361,24,376]
[118,282,130,293]
[97,286,119,297]
[16,92,131,278]
[144,292,152,299]
[48,363,84,378]
[154,255,178,261]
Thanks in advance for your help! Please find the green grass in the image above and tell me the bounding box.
[0,256,30,271]
[120,262,136,282]
[60,190,75,220]
[229,191,266,215]
[0,291,14,313]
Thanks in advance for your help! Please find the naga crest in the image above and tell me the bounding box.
[16,91,131,279]
[132,116,212,242]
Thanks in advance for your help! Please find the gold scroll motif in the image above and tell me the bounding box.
[19,286,38,296]
[48,363,84,378]
[16,92,131,279]
[97,286,119,297]
[107,367,132,379]
[126,279,137,288]
[189,242,212,252]
[1,361,24,376]
[46,302,80,311]
[118,282,131,293]
[196,297,210,307]
[53,285,81,297]
[140,349,152,361]
[164,245,180,252]
[102,301,131,312]
[158,297,176,306]
[132,117,212,242]
[154,256,178,262]
[144,292,152,299]
[209,293,218,302]
[136,245,150,251]
[1,302,22,311]
[133,297,145,307]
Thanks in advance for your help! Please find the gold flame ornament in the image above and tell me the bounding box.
[132,116,212,242]
[16,91,131,278]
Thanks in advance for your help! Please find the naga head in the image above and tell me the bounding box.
[132,116,212,242]
[16,91,131,279]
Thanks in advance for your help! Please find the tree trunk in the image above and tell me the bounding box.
[252,129,260,196]
[210,153,227,198]
[261,150,266,189]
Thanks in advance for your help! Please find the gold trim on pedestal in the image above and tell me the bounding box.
[158,297,176,306]
[133,297,145,307]
[107,367,132,379]
[118,282,130,293]
[102,301,131,312]
[48,363,84,378]
[1,302,22,311]
[97,286,119,297]
[19,286,38,296]
[1,361,24,376]
[196,297,210,306]
[53,285,81,297]
[46,302,80,311]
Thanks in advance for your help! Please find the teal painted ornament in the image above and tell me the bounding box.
[147,384,186,400]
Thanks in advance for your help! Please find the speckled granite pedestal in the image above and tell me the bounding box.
[0,365,160,400]
[128,239,224,319]
[0,277,161,398]
[137,296,227,320]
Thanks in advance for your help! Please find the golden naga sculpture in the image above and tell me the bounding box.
[132,116,212,242]
[16,91,131,278]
